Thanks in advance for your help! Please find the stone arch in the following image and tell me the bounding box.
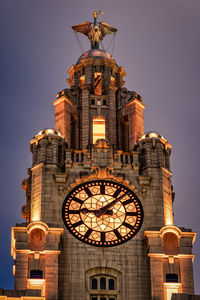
[160,225,181,255]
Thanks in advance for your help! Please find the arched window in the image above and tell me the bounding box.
[100,277,106,290]
[93,117,106,144]
[109,278,115,290]
[89,275,117,299]
[91,278,98,289]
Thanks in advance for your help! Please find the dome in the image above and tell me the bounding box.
[34,128,62,138]
[77,49,115,64]
[140,131,167,141]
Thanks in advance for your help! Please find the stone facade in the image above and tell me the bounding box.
[0,49,198,300]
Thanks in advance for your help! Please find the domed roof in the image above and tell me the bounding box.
[77,49,115,64]
[140,131,167,141]
[34,128,62,138]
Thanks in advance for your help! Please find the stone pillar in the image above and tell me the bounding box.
[161,167,173,226]
[14,253,28,290]
[31,163,44,222]
[108,86,118,146]
[127,99,145,149]
[54,96,73,146]
[45,254,59,300]
[81,85,90,149]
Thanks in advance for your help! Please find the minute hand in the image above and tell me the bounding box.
[96,194,126,217]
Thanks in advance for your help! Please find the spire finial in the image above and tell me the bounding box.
[93,10,104,25]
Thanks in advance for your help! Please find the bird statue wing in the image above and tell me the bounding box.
[100,22,118,38]
[71,22,92,37]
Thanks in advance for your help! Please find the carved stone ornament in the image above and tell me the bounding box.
[54,174,68,196]
[94,139,111,150]
[69,166,137,195]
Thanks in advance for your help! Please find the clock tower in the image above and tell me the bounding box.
[1,12,198,300]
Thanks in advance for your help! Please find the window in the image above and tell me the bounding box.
[100,277,106,290]
[90,275,117,300]
[110,76,115,86]
[30,270,43,279]
[94,72,102,95]
[87,267,119,300]
[109,279,115,290]
[166,273,178,283]
[91,99,95,105]
[92,278,98,289]
[103,100,107,105]
[93,117,106,144]
[80,75,85,87]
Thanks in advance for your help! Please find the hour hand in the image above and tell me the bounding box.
[80,208,113,215]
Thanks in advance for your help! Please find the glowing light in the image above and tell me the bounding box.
[93,117,106,144]
[31,209,41,222]
[45,129,54,135]
[160,225,182,239]
[80,75,85,87]
[164,283,181,300]
[27,278,46,297]
[149,132,158,138]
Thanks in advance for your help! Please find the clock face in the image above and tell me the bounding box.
[62,180,143,247]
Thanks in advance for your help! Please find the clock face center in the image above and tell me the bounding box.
[80,194,126,232]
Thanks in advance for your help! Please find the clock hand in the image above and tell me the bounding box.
[80,208,113,215]
[95,193,126,217]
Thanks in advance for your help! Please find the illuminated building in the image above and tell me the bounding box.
[0,12,199,300]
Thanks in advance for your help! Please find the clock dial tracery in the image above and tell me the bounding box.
[62,180,143,247]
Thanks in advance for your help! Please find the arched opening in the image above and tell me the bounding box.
[163,232,179,255]
[30,228,45,251]
[100,277,106,290]
[91,278,98,289]
[109,278,115,290]
[93,117,106,144]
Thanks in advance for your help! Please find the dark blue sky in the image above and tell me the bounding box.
[0,0,200,293]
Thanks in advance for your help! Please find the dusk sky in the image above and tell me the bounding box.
[0,0,200,293]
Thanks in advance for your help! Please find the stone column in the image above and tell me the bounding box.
[30,163,44,222]
[54,96,73,146]
[81,85,90,149]
[126,99,145,149]
[108,86,118,146]
[161,167,173,226]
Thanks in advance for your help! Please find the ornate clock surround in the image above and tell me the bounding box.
[62,179,144,247]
